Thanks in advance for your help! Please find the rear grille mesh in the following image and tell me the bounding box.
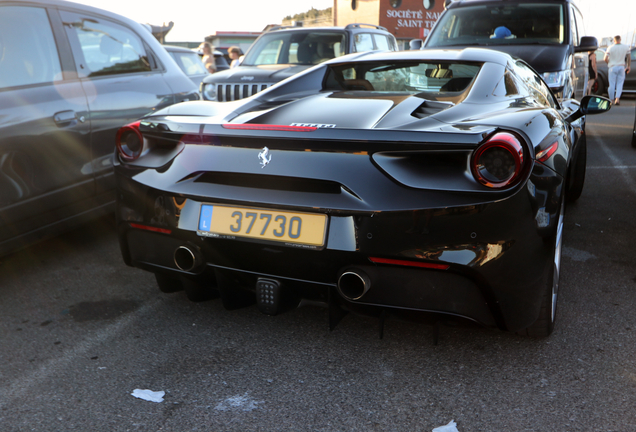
[217,83,270,102]
[194,172,342,194]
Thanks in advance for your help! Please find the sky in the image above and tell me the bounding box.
[72,0,634,44]
[71,0,335,42]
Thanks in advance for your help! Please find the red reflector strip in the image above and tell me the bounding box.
[222,124,317,132]
[536,141,558,162]
[130,223,172,235]
[369,257,450,270]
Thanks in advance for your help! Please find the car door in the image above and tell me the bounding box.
[0,4,93,248]
[59,9,178,194]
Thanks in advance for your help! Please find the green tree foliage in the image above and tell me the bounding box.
[283,7,332,23]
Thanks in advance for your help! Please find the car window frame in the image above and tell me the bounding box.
[59,8,161,79]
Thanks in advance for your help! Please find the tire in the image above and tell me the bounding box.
[517,197,563,337]
[566,137,587,202]
[592,76,605,96]
[155,273,183,293]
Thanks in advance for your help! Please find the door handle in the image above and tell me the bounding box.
[54,110,84,127]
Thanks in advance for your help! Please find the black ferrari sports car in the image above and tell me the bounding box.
[115,48,610,337]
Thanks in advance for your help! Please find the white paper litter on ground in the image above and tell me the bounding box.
[433,420,459,432]
[131,389,165,403]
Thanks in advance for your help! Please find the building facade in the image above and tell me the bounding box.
[334,0,445,48]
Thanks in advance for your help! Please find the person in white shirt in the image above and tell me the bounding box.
[604,35,631,105]
[228,46,242,69]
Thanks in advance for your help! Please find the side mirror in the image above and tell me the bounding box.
[409,39,424,50]
[581,95,612,113]
[565,95,611,123]
[574,36,598,53]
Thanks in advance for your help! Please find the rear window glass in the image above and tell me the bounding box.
[427,3,566,47]
[324,61,481,95]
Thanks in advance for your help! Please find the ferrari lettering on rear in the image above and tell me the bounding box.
[290,123,336,128]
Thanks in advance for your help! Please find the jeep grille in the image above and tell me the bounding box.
[217,83,271,101]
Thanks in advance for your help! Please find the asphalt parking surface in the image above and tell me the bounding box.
[0,99,635,431]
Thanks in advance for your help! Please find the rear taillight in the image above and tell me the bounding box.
[536,141,558,162]
[369,257,450,270]
[471,132,525,188]
[116,121,143,161]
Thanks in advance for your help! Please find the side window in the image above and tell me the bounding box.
[373,34,390,51]
[515,61,556,108]
[572,6,586,38]
[0,6,63,88]
[61,11,150,77]
[353,33,374,53]
[569,6,579,45]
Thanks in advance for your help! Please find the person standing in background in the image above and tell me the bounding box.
[604,35,631,105]
[586,49,597,95]
[228,46,241,68]
[199,42,217,74]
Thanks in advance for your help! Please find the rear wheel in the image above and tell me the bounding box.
[518,197,563,337]
[592,76,605,95]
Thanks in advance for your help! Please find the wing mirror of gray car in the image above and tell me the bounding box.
[574,36,599,53]
[566,95,611,123]
[409,39,424,50]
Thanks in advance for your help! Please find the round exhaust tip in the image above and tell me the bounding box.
[174,246,198,272]
[338,270,370,301]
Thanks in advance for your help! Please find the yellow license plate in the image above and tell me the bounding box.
[198,204,327,247]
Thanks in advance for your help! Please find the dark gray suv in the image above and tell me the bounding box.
[419,0,597,100]
[201,24,398,102]
[0,0,199,256]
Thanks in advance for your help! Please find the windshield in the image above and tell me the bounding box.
[324,61,481,99]
[426,3,565,47]
[242,31,346,66]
